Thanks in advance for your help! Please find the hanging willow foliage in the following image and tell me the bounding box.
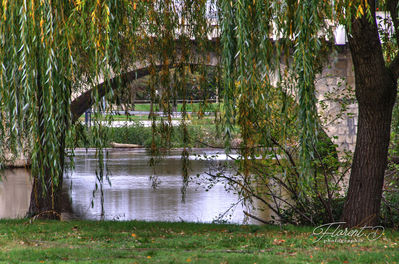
[0,0,143,217]
[216,0,376,210]
[219,0,332,196]
[0,0,368,217]
[0,1,76,215]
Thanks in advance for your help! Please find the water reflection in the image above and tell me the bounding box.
[65,149,249,223]
[0,149,259,224]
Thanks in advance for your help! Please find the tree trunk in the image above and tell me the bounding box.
[341,8,397,227]
[28,129,70,219]
[27,54,66,219]
[28,171,63,219]
[28,126,66,219]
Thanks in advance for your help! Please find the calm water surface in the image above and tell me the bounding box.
[1,149,258,223]
[65,149,247,223]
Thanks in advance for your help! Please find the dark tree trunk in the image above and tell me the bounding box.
[341,7,397,227]
[28,126,67,219]
[28,170,64,219]
[28,128,71,219]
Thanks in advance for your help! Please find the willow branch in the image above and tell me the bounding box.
[243,211,272,224]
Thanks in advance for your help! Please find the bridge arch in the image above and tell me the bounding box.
[71,46,357,154]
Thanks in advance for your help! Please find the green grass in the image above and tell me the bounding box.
[78,115,148,122]
[79,114,215,122]
[0,220,398,263]
[132,102,221,113]
[108,115,156,121]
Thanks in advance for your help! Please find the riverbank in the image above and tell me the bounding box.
[0,220,398,263]
[73,117,241,149]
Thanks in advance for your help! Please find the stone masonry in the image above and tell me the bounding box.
[316,46,357,155]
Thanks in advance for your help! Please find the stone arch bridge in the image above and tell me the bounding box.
[71,44,357,154]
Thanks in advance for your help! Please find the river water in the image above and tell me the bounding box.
[0,149,259,223]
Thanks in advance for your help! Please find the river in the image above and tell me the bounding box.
[0,149,261,224]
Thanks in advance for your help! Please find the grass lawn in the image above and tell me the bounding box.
[0,220,398,263]
[132,103,220,113]
[78,111,219,122]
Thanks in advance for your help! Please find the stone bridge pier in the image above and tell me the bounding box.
[316,46,357,154]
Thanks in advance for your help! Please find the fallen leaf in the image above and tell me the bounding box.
[273,239,286,245]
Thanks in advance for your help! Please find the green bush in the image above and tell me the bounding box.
[380,164,399,228]
[108,122,152,146]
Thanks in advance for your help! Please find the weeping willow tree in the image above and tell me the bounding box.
[0,0,398,227]
[0,0,215,218]
[0,1,141,218]
[220,0,399,227]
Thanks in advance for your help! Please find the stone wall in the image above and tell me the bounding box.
[316,46,357,155]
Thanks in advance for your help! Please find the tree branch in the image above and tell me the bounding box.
[243,211,272,224]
